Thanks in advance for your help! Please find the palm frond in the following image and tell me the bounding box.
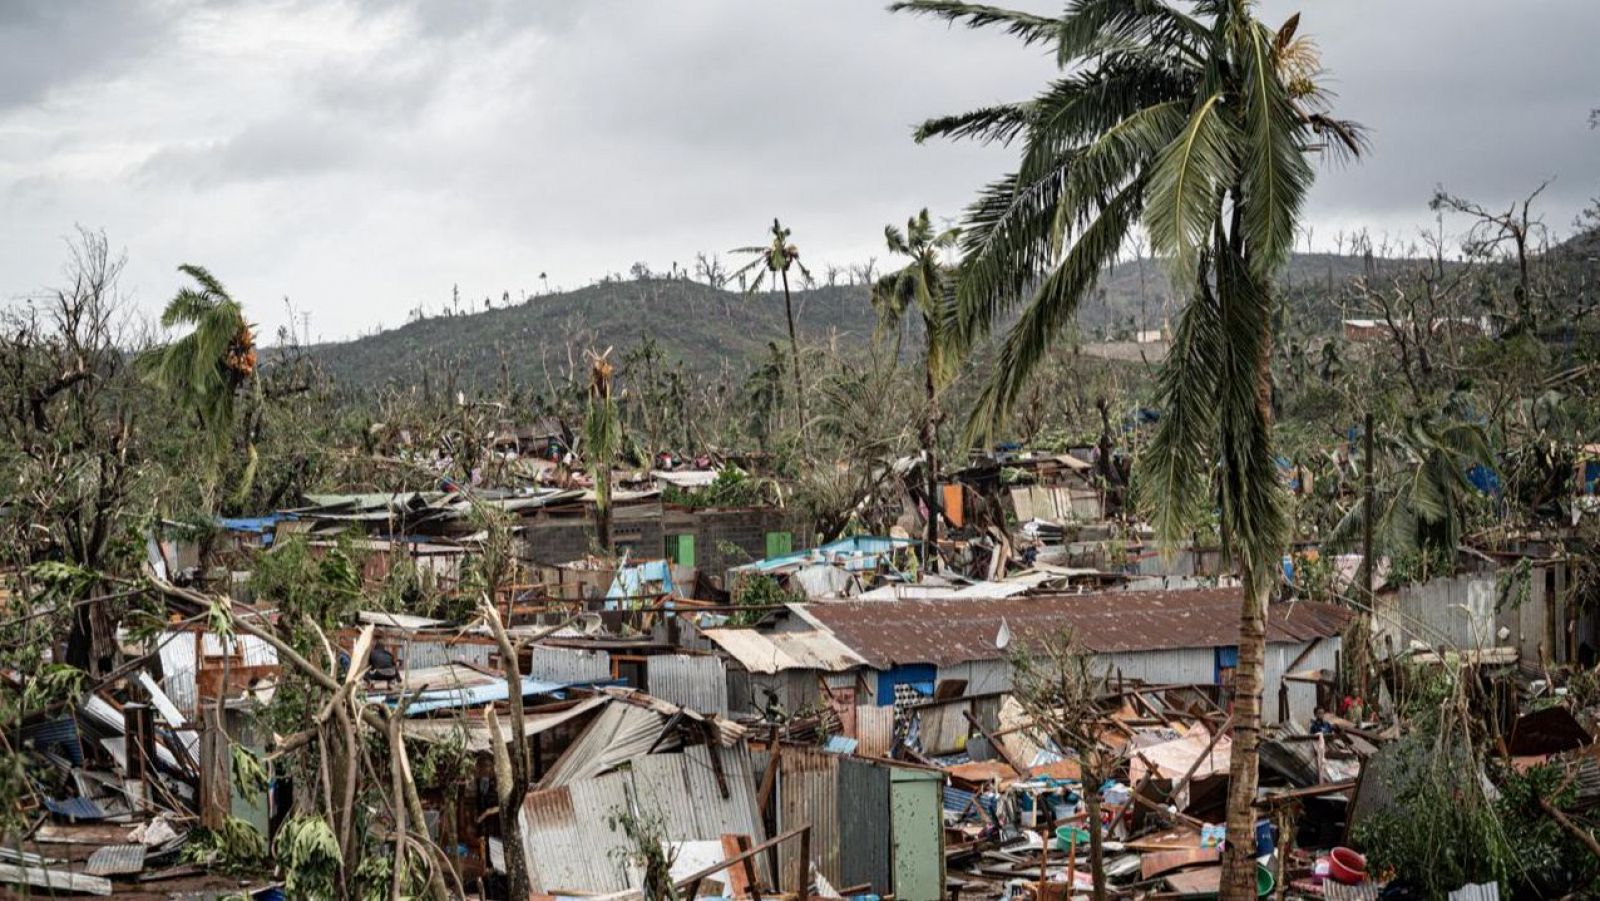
[951,163,1074,348]
[1138,264,1224,549]
[964,179,1142,443]
[1235,18,1313,279]
[1050,98,1188,254]
[1056,0,1209,64]
[888,0,1060,46]
[1145,92,1235,282]
[914,104,1033,145]
[1210,240,1286,574]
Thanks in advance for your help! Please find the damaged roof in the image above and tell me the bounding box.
[701,626,867,674]
[802,589,1351,668]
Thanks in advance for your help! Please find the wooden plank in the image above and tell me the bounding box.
[1164,866,1222,896]
[1141,848,1220,879]
[719,834,758,900]
[673,826,808,894]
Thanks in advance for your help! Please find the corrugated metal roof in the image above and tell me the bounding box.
[539,702,676,787]
[803,590,1351,668]
[702,627,866,674]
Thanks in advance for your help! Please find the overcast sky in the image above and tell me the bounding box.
[2,1,1596,342]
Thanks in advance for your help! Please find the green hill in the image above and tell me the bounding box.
[306,252,1422,391]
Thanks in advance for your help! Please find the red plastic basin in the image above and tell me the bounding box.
[1328,847,1367,885]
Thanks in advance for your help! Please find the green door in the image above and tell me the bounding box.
[667,533,696,567]
[764,530,792,559]
[890,768,945,901]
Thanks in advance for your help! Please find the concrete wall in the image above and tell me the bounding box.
[519,504,809,582]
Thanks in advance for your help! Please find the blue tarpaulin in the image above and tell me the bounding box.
[1467,464,1501,495]
[605,560,675,606]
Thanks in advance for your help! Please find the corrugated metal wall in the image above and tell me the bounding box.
[524,745,770,894]
[913,696,1001,756]
[157,631,278,714]
[837,758,893,894]
[526,645,612,683]
[855,706,896,758]
[400,638,492,670]
[1264,639,1340,722]
[647,655,729,715]
[631,743,768,888]
[776,746,841,890]
[932,659,1013,698]
[1100,647,1216,687]
[1373,565,1581,665]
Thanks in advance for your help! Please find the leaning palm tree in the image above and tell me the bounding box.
[894,2,1362,895]
[872,209,962,561]
[732,219,812,433]
[137,265,258,502]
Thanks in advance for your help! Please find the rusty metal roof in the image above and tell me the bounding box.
[802,589,1350,668]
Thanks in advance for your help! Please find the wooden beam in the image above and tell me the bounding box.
[673,826,810,894]
[964,710,1029,778]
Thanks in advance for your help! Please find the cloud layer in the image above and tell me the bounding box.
[2,0,1596,340]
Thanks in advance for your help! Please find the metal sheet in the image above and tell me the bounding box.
[84,844,145,876]
[156,630,277,714]
[526,645,613,683]
[399,638,493,671]
[647,655,728,715]
[890,768,945,901]
[804,590,1351,667]
[539,702,671,787]
[393,675,570,716]
[702,627,866,673]
[519,775,636,894]
[777,746,840,890]
[631,745,770,884]
[838,758,893,894]
[855,706,896,759]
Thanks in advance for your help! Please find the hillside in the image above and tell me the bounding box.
[307,252,1419,391]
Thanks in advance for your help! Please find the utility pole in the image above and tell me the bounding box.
[1359,411,1375,708]
[1361,411,1374,606]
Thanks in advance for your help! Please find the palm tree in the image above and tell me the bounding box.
[872,209,962,562]
[732,219,812,433]
[894,2,1362,896]
[1329,414,1493,576]
[137,265,258,501]
[583,348,621,554]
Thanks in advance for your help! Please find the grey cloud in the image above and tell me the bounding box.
[138,116,372,187]
[0,2,181,110]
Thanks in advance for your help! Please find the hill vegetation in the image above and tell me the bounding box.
[309,250,1418,391]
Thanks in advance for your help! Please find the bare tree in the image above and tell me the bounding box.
[1010,629,1121,901]
[0,228,141,675]
[1432,181,1552,332]
[694,252,728,289]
